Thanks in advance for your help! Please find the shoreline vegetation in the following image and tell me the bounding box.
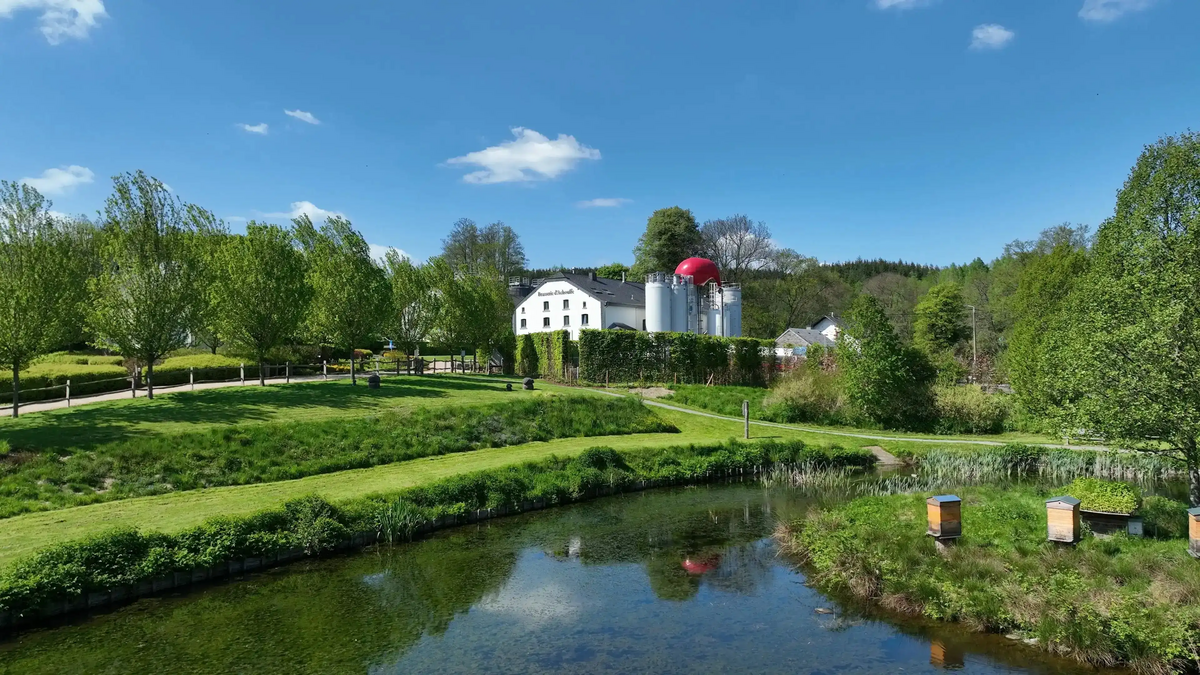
[0,439,874,629]
[779,486,1198,673]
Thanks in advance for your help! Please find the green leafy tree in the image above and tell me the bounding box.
[297,215,389,384]
[89,172,202,399]
[186,205,229,354]
[384,252,440,356]
[441,218,526,281]
[595,262,630,280]
[913,283,968,355]
[0,182,80,417]
[631,206,701,277]
[742,251,851,338]
[432,260,512,357]
[1052,132,1200,504]
[215,223,311,385]
[836,294,935,429]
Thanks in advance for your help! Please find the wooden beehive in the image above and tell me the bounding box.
[1046,496,1081,543]
[926,495,961,539]
[1189,507,1200,559]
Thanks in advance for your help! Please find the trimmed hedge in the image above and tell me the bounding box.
[0,439,874,619]
[515,330,573,380]
[1,363,130,403]
[579,329,775,386]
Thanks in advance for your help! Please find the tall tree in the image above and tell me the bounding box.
[441,219,526,281]
[432,260,511,356]
[862,272,924,341]
[595,262,630,280]
[631,207,701,278]
[1052,132,1200,504]
[0,182,79,417]
[215,223,311,385]
[299,214,389,384]
[913,283,968,355]
[699,214,774,282]
[741,250,851,338]
[837,294,935,429]
[186,204,229,354]
[89,172,202,399]
[384,252,440,357]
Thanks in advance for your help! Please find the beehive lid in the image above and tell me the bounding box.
[927,495,961,504]
[1189,507,1200,517]
[1046,496,1081,508]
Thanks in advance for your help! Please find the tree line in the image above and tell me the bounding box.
[0,171,514,415]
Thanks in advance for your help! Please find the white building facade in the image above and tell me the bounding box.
[513,273,646,341]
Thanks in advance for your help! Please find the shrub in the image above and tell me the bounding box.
[1064,477,1141,514]
[1,362,130,403]
[141,354,246,387]
[933,385,1012,435]
[1140,495,1188,539]
[578,329,774,386]
[762,363,847,425]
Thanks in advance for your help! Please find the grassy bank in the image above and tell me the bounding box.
[781,486,1199,672]
[0,395,672,517]
[0,439,873,621]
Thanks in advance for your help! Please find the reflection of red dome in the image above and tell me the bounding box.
[681,556,719,575]
[675,257,721,286]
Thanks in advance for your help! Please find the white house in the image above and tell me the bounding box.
[513,272,646,340]
[774,316,842,357]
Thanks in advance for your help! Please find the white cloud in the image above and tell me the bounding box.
[1078,0,1157,22]
[284,109,320,125]
[0,0,107,44]
[970,24,1015,50]
[20,165,93,195]
[576,198,631,208]
[445,127,601,184]
[238,122,269,135]
[873,0,936,10]
[225,216,247,223]
[369,243,411,263]
[262,200,345,222]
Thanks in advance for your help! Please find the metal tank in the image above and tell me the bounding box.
[670,275,689,333]
[686,281,699,333]
[645,273,672,333]
[705,283,723,337]
[721,284,742,338]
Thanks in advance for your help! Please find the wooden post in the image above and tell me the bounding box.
[322,360,327,380]
[743,400,750,440]
[1046,496,1081,543]
[286,362,291,384]
[66,379,71,407]
[131,374,137,398]
[240,363,245,385]
[396,358,400,376]
[1189,507,1200,559]
[189,367,194,390]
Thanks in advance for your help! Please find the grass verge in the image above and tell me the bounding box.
[780,486,1200,672]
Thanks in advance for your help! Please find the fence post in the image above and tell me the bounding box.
[322,360,327,380]
[286,362,291,384]
[190,367,194,390]
[743,400,749,440]
[131,374,136,398]
[66,379,71,407]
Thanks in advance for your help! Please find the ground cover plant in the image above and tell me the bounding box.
[0,395,674,517]
[781,486,1200,672]
[1063,477,1141,514]
[0,438,873,620]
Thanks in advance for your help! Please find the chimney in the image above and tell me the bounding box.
[621,271,626,283]
[589,271,597,281]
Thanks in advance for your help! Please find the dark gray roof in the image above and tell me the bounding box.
[549,272,646,307]
[810,315,843,329]
[775,328,836,348]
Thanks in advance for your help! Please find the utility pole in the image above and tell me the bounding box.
[966,304,977,383]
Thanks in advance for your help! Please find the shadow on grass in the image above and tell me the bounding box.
[0,375,515,451]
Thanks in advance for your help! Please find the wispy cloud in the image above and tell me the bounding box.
[262,200,344,222]
[238,122,269,135]
[873,0,937,10]
[20,165,94,195]
[970,24,1015,50]
[0,0,107,44]
[576,198,631,208]
[445,127,601,184]
[1078,0,1157,22]
[284,109,320,125]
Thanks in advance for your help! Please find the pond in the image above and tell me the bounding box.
[0,483,1126,674]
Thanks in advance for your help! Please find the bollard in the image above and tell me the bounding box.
[240,363,245,385]
[286,362,291,384]
[322,360,327,380]
[1190,508,1200,559]
[66,379,71,407]
[743,400,750,440]
[926,495,962,552]
[189,367,194,390]
[131,375,136,398]
[1046,496,1081,544]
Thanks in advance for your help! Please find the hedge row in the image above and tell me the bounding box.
[579,329,776,386]
[1,363,131,403]
[515,330,574,381]
[0,439,874,620]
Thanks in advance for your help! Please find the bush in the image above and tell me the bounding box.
[515,330,572,380]
[762,363,848,425]
[1141,495,1189,539]
[1063,477,1141,514]
[1,362,130,403]
[578,329,774,386]
[141,354,246,387]
[0,437,871,618]
[932,385,1012,435]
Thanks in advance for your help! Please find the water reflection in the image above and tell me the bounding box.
[0,484,1121,675]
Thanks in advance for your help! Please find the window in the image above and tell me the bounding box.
[520,318,527,329]
[543,301,549,311]
[520,307,525,314]
[582,301,587,309]
[563,315,570,326]
[543,317,551,327]
[563,299,570,310]
[581,313,589,325]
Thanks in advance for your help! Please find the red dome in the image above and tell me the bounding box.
[674,257,721,286]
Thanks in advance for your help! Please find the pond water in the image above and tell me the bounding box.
[0,483,1125,674]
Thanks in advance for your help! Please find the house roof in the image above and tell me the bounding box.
[545,272,646,307]
[775,328,836,348]
[810,315,843,330]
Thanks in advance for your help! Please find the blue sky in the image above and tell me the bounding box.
[2,0,1197,268]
